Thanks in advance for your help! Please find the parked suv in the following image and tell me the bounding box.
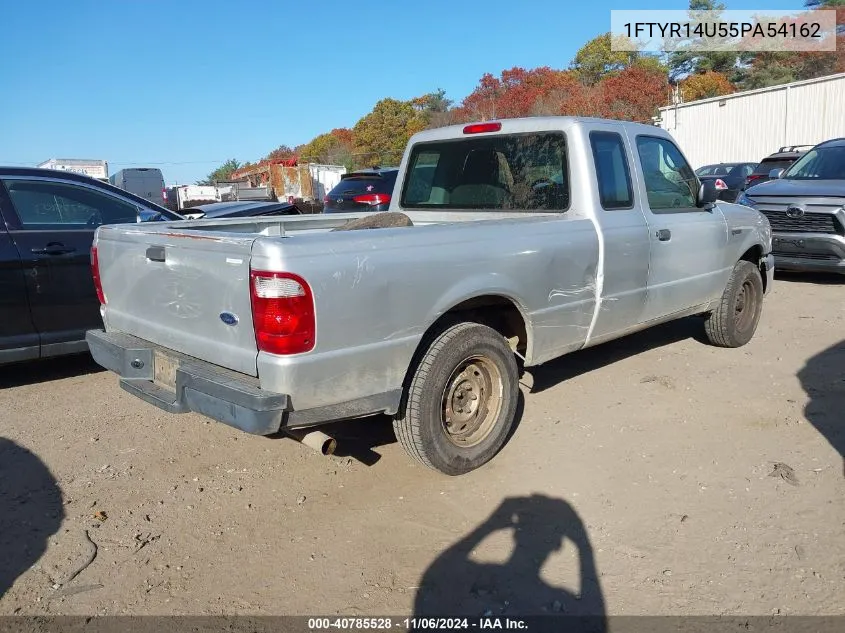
[0,167,182,365]
[322,168,398,213]
[737,138,845,273]
[744,146,812,190]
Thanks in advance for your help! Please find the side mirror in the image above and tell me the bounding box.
[769,168,784,179]
[697,180,719,206]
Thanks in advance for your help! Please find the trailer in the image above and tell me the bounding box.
[230,158,346,210]
[166,185,220,211]
[37,158,109,181]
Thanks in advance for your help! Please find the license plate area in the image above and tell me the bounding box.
[153,350,180,391]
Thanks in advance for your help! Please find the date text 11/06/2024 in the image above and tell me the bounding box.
[307,617,529,630]
[621,21,823,40]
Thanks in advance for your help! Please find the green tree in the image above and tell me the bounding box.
[571,33,639,85]
[668,0,749,83]
[411,89,454,128]
[197,158,240,185]
[352,98,421,167]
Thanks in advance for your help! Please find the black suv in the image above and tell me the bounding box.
[744,146,812,190]
[0,167,182,365]
[322,168,399,213]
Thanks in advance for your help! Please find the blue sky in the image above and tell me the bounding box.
[0,0,803,184]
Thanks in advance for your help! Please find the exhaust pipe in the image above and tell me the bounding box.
[285,428,337,456]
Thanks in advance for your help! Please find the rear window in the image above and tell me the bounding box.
[399,132,569,211]
[752,158,796,175]
[697,164,735,176]
[328,173,397,196]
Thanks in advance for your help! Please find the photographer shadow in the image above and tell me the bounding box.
[413,495,605,630]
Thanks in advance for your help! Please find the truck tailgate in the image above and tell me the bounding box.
[96,227,259,376]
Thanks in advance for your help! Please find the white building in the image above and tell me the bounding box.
[656,72,845,169]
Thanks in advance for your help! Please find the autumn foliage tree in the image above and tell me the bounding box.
[680,70,735,101]
[250,0,843,173]
[265,145,295,161]
[352,98,427,167]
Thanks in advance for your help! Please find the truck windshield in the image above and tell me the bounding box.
[400,132,569,211]
[782,146,845,180]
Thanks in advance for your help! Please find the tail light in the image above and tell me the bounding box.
[746,174,764,186]
[352,193,391,205]
[162,188,168,201]
[463,122,502,134]
[250,270,315,355]
[91,245,106,305]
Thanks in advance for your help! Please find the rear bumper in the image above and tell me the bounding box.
[772,232,845,274]
[85,329,401,435]
[86,329,288,435]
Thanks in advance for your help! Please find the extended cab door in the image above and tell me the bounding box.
[0,177,140,355]
[629,134,728,321]
[0,197,39,363]
[583,128,651,342]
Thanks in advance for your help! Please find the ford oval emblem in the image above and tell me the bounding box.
[219,312,239,326]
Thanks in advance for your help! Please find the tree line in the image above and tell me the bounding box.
[200,0,844,184]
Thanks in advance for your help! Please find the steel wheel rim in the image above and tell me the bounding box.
[734,279,757,333]
[440,355,503,448]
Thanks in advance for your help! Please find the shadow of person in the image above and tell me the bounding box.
[797,341,845,478]
[413,495,605,630]
[0,438,64,598]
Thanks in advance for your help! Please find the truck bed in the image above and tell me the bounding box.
[93,210,600,411]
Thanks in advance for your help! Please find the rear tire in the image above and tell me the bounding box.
[704,260,764,348]
[393,322,519,476]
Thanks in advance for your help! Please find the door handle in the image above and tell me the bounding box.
[31,243,76,256]
[656,229,671,242]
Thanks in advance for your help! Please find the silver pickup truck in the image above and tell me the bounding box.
[87,116,774,475]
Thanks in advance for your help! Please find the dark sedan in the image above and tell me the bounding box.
[0,166,182,365]
[180,200,301,220]
[694,162,757,202]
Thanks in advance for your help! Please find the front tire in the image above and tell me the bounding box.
[704,260,764,348]
[393,322,519,475]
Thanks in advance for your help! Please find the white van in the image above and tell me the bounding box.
[110,168,167,206]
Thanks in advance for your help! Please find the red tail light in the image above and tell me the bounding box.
[463,122,502,134]
[352,193,391,205]
[746,174,764,185]
[250,270,315,355]
[162,188,168,201]
[91,245,106,305]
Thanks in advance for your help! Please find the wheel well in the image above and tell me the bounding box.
[740,245,766,291]
[396,295,529,418]
[437,295,529,357]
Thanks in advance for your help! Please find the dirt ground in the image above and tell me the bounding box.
[1,272,843,618]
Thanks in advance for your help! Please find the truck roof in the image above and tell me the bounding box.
[407,116,665,145]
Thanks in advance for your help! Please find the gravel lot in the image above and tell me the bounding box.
[1,273,843,617]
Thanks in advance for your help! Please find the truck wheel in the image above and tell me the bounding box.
[393,322,519,476]
[704,260,764,348]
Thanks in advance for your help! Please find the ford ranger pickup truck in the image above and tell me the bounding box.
[737,137,845,274]
[86,116,774,475]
